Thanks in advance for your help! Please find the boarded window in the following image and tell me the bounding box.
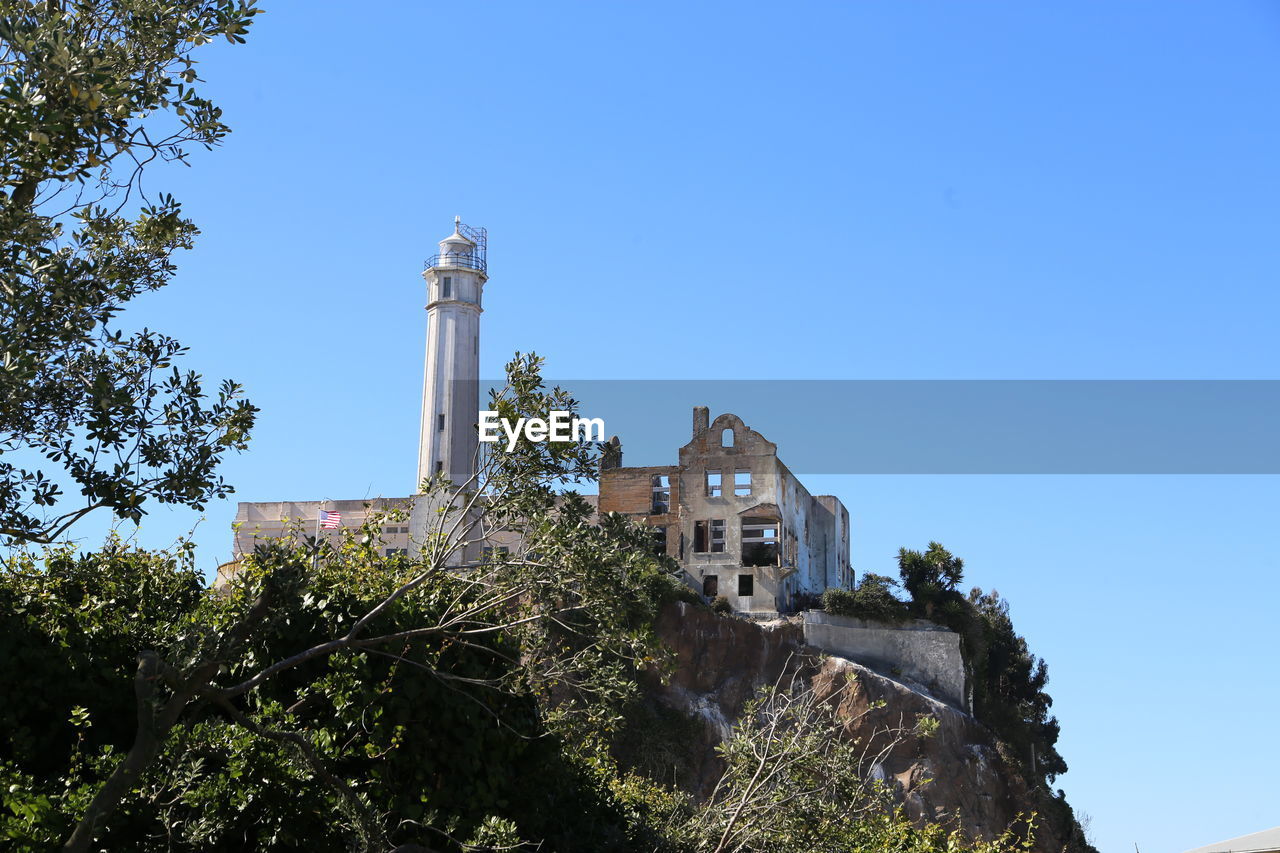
[734,468,751,496]
[703,575,719,597]
[706,469,722,498]
[738,573,754,597]
[651,474,670,514]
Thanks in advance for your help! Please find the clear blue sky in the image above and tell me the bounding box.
[76,3,1280,851]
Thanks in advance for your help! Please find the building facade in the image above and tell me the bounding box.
[599,406,853,615]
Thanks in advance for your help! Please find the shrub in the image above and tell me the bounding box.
[821,587,859,616]
[661,580,704,607]
[711,596,733,615]
[822,575,909,623]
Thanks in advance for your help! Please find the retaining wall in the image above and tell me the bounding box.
[802,610,966,709]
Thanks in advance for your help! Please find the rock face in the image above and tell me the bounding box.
[650,602,1088,853]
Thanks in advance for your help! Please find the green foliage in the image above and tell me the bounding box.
[898,542,965,614]
[661,579,704,608]
[711,595,733,615]
[611,695,705,789]
[822,573,909,623]
[0,519,680,850]
[0,0,261,544]
[961,588,1067,782]
[896,542,1068,787]
[0,538,204,777]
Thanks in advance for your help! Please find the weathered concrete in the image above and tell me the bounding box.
[802,610,966,709]
[599,408,854,613]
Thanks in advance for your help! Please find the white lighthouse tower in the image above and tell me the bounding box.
[416,217,487,491]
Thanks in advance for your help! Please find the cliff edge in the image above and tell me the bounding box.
[646,602,1093,853]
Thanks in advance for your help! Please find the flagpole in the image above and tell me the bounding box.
[313,499,328,573]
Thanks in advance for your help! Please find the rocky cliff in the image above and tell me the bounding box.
[645,602,1091,853]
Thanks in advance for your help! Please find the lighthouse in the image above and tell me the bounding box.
[416,217,487,491]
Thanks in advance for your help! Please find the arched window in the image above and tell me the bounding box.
[722,428,734,447]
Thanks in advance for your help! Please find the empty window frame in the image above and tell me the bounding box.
[706,469,722,498]
[722,428,735,447]
[481,546,510,563]
[441,276,452,298]
[650,525,667,556]
[710,519,725,553]
[438,413,445,431]
[694,519,726,553]
[741,516,779,567]
[384,547,408,557]
[734,468,751,496]
[651,474,671,514]
[737,573,754,597]
[703,575,719,597]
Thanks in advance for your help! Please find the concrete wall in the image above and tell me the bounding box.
[802,611,966,710]
[233,497,414,557]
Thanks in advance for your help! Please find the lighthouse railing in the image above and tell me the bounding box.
[424,252,487,273]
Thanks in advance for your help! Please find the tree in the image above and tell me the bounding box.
[965,587,1067,783]
[896,542,1068,788]
[898,541,964,615]
[0,0,261,544]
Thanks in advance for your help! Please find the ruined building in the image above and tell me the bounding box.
[231,220,853,614]
[599,408,851,614]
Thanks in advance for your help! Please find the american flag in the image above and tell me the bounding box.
[319,510,341,529]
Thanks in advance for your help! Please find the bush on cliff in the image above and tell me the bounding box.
[822,573,911,622]
[898,542,1069,786]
